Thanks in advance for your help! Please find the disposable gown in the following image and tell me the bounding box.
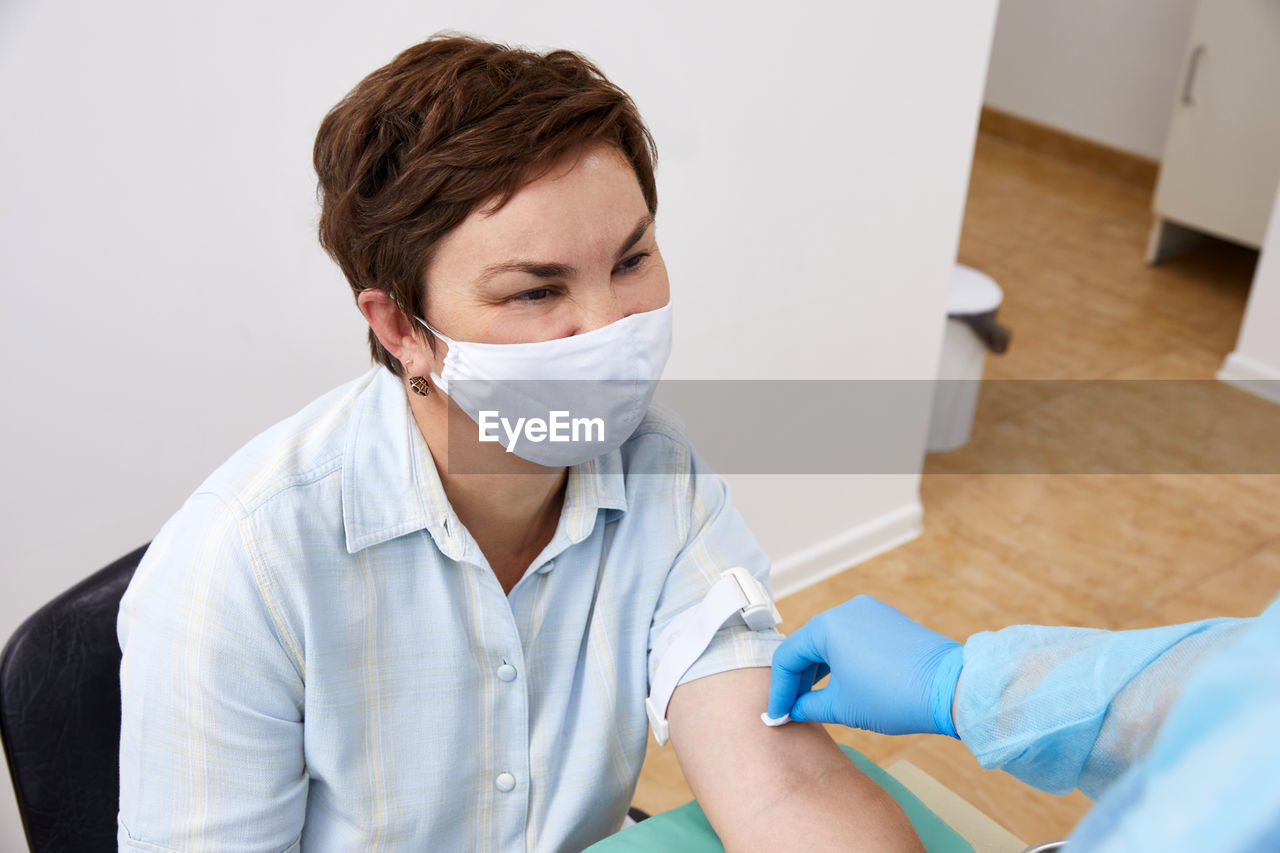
[955,594,1280,851]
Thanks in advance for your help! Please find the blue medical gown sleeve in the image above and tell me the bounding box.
[1066,595,1280,851]
[953,614,1253,798]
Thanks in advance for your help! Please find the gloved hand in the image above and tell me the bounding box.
[767,594,964,737]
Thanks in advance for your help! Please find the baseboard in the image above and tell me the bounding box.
[770,501,924,601]
[979,106,1159,193]
[1218,351,1280,406]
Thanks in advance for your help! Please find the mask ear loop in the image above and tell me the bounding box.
[414,316,454,395]
[392,289,442,395]
[385,293,431,394]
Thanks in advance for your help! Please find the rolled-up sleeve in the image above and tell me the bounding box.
[954,616,1252,798]
[117,491,307,853]
[646,440,783,690]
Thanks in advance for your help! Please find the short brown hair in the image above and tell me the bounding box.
[313,33,659,376]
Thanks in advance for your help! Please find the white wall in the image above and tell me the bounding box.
[984,0,1197,159]
[0,0,996,846]
[1220,186,1280,399]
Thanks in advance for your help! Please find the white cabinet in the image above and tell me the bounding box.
[1148,0,1280,262]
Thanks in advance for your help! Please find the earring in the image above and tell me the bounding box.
[409,375,430,397]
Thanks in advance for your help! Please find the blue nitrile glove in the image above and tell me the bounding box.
[767,595,964,738]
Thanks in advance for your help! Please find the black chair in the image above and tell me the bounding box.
[1,544,149,853]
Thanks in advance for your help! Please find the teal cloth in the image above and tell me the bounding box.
[589,745,973,852]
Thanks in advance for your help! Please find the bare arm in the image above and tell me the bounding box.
[667,667,925,853]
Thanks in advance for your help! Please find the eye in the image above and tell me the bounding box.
[616,252,649,274]
[512,287,554,302]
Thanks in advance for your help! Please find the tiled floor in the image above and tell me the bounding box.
[631,131,1279,844]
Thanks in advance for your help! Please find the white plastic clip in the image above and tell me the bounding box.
[724,566,783,632]
[645,567,782,746]
[645,696,671,747]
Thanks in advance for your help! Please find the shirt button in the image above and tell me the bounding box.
[497,663,517,682]
[495,772,516,792]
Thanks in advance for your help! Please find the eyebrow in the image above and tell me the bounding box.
[475,213,655,285]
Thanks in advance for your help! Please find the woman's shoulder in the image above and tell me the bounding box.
[617,404,722,484]
[191,369,382,515]
[127,370,389,622]
[620,404,692,466]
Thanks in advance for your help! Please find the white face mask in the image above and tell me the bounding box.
[416,302,673,468]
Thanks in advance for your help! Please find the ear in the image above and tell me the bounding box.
[357,289,436,373]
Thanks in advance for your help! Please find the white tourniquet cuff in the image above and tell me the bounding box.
[645,567,782,746]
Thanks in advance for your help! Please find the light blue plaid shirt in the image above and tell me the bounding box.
[117,367,781,852]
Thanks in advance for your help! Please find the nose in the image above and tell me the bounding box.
[572,288,627,335]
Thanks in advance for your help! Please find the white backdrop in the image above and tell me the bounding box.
[0,1,997,845]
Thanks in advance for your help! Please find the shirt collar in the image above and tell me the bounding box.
[558,450,628,545]
[342,368,628,561]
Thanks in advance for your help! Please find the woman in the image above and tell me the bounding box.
[117,34,923,852]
